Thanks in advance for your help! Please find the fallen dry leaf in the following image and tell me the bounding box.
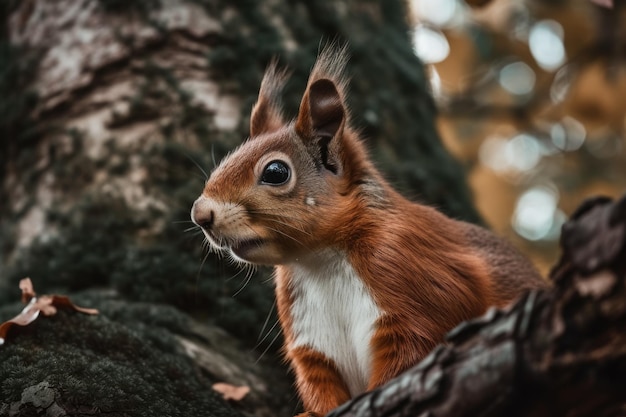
[0,298,41,345]
[212,382,251,402]
[0,278,99,345]
[51,295,99,315]
[20,278,36,303]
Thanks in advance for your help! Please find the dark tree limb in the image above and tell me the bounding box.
[327,194,626,417]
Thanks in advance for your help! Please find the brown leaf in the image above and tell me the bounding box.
[212,383,250,401]
[0,279,99,346]
[36,295,57,316]
[0,298,41,345]
[20,277,36,303]
[51,295,99,315]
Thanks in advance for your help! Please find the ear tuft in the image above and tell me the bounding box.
[295,43,349,139]
[294,44,350,174]
[250,60,289,137]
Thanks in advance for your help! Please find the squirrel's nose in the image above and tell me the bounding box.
[192,199,215,231]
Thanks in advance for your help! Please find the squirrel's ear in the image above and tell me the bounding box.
[296,78,345,175]
[296,78,346,174]
[296,78,345,140]
[250,61,288,137]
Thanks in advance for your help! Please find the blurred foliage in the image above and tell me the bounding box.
[411,0,626,270]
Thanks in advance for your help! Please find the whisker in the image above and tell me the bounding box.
[266,218,312,237]
[261,273,275,284]
[255,327,282,364]
[255,317,281,350]
[211,143,217,169]
[257,301,276,343]
[201,237,214,253]
[195,244,213,289]
[244,206,300,214]
[247,211,313,237]
[232,265,256,298]
[183,151,209,180]
[226,264,249,282]
[264,224,304,246]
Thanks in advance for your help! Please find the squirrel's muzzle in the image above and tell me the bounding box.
[191,197,215,231]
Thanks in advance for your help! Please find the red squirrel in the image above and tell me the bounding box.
[191,46,547,416]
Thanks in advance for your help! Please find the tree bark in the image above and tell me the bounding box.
[326,194,626,417]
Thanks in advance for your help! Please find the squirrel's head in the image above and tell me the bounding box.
[191,46,378,265]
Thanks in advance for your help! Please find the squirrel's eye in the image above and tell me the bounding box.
[261,160,290,185]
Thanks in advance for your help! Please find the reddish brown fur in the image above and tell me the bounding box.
[192,45,548,416]
[289,346,352,413]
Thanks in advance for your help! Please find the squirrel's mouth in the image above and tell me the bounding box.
[230,238,265,259]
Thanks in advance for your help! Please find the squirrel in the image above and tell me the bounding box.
[191,45,547,416]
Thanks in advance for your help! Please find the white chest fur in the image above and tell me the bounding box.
[288,251,381,396]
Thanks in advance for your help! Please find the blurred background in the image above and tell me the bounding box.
[411,0,625,273]
[0,0,623,341]
[0,0,624,414]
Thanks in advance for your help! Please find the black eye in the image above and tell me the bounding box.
[261,160,290,185]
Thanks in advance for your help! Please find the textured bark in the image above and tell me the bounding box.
[326,194,626,417]
[4,0,227,250]
[2,0,480,262]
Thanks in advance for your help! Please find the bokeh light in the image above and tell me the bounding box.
[512,185,565,241]
[412,0,459,27]
[499,61,536,96]
[413,25,451,64]
[411,0,624,271]
[551,117,586,151]
[529,20,566,71]
[479,133,545,176]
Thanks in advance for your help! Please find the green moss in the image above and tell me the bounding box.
[0,8,42,281]
[110,61,215,140]
[0,0,41,177]
[0,43,40,193]
[0,297,243,417]
[97,0,161,14]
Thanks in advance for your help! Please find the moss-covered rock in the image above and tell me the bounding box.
[0,291,294,417]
